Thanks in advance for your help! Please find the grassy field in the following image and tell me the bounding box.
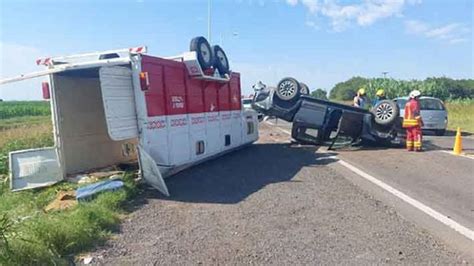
[336,99,474,133]
[445,99,474,133]
[0,101,138,265]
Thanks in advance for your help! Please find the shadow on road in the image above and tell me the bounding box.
[131,143,338,206]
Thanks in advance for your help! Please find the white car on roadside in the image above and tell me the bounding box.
[394,96,448,136]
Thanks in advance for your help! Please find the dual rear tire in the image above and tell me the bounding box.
[190,36,230,75]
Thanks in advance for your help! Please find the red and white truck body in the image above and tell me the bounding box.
[1,46,259,195]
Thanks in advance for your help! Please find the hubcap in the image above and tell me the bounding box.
[217,50,227,67]
[278,81,296,98]
[200,43,211,63]
[375,103,393,121]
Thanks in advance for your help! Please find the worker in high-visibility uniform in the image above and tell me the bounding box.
[353,88,367,108]
[373,88,386,106]
[403,90,423,151]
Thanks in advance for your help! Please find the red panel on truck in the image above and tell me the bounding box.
[164,65,187,115]
[204,82,219,113]
[142,57,166,117]
[229,73,241,111]
[186,78,205,114]
[218,83,231,111]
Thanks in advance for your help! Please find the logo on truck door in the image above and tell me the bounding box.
[171,96,185,109]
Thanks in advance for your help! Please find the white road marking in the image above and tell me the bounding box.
[269,122,474,241]
[438,150,474,160]
[337,159,474,241]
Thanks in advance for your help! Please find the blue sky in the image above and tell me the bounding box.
[0,0,472,100]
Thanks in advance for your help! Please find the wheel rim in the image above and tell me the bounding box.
[217,50,228,68]
[200,43,211,63]
[278,80,296,98]
[375,102,394,121]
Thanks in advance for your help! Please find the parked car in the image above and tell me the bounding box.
[394,97,448,136]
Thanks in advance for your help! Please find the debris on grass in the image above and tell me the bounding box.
[76,179,125,202]
[44,190,77,212]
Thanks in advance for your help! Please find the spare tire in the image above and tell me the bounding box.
[190,36,214,70]
[212,45,230,74]
[372,100,399,126]
[276,77,301,101]
[299,82,310,95]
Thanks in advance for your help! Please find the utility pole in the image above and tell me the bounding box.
[382,71,389,79]
[208,0,212,42]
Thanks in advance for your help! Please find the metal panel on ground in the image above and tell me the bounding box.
[99,66,138,141]
[10,147,62,191]
[137,145,170,196]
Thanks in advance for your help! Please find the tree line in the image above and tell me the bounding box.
[315,77,474,101]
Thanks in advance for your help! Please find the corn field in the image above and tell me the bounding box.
[0,101,50,119]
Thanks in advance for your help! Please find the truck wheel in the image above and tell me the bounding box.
[276,77,301,101]
[190,36,214,70]
[372,100,399,126]
[299,82,309,95]
[212,45,230,74]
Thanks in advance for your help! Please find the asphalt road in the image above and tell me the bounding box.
[87,122,471,265]
[269,118,474,257]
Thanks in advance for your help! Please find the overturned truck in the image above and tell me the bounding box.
[1,37,259,193]
[252,78,403,147]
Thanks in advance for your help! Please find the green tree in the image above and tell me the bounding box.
[311,88,328,100]
[329,77,368,100]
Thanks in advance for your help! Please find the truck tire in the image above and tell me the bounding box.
[190,36,214,70]
[212,45,230,74]
[372,100,399,126]
[299,82,309,95]
[276,77,301,101]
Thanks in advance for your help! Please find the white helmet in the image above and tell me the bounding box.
[409,90,421,99]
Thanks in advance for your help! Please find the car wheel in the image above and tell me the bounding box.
[372,100,399,126]
[212,45,230,75]
[435,129,446,136]
[276,77,301,101]
[299,82,310,95]
[190,36,214,70]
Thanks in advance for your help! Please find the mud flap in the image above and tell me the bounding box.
[9,147,62,191]
[137,145,170,196]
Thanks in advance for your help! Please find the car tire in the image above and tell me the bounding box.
[212,45,230,75]
[190,36,214,70]
[299,82,310,95]
[435,129,446,136]
[372,100,399,126]
[276,77,301,101]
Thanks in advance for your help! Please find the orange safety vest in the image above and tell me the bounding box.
[402,99,421,128]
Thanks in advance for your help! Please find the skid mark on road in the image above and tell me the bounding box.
[269,122,474,242]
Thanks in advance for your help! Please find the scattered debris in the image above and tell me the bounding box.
[44,191,77,212]
[76,179,124,201]
[83,256,93,264]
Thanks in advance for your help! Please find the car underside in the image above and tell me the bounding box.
[252,78,404,148]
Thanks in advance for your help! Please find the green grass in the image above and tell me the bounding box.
[0,101,139,264]
[0,127,54,176]
[0,173,138,265]
[0,101,50,120]
[446,99,474,133]
[0,116,51,130]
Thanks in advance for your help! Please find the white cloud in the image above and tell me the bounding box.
[404,20,471,44]
[287,0,420,31]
